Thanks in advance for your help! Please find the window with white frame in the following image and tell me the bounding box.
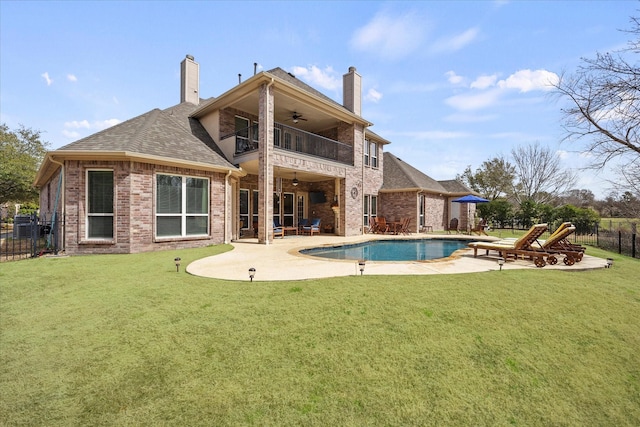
[156,174,209,238]
[363,194,377,228]
[364,139,370,166]
[87,170,114,239]
[370,142,378,168]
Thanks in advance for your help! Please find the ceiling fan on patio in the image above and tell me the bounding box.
[287,112,308,124]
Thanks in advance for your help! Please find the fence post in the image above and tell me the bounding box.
[618,230,622,254]
[633,223,637,259]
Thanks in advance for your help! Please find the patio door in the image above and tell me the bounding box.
[273,192,294,226]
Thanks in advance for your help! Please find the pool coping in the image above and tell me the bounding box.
[186,233,608,282]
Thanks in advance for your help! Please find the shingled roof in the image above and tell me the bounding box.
[437,179,474,195]
[381,152,448,193]
[57,101,233,169]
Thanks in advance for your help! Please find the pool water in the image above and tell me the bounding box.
[301,239,469,262]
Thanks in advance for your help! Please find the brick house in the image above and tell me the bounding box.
[34,55,472,255]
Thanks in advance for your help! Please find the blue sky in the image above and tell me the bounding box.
[1,0,636,198]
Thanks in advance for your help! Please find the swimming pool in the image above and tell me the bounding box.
[300,239,469,262]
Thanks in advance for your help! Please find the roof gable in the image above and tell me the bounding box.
[57,102,233,169]
[381,152,447,193]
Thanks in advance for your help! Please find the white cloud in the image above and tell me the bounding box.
[41,72,53,86]
[290,65,340,91]
[96,119,120,129]
[497,69,559,92]
[445,71,464,85]
[431,27,479,53]
[445,88,502,111]
[62,130,80,139]
[365,88,382,103]
[65,120,91,129]
[470,74,498,90]
[350,10,426,60]
[67,74,77,82]
[444,113,498,123]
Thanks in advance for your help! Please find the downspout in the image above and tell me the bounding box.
[224,170,232,244]
[49,156,65,251]
[263,77,275,245]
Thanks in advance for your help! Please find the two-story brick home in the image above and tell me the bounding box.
[34,55,472,255]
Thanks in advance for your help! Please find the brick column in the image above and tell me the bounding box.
[257,82,274,244]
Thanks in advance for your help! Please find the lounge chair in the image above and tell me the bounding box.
[529,225,584,265]
[302,218,321,236]
[468,223,548,265]
[445,218,459,234]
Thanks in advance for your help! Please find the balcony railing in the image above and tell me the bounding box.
[225,123,353,165]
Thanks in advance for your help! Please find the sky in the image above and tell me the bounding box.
[1,0,636,199]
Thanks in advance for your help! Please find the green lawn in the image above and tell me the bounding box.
[1,245,639,426]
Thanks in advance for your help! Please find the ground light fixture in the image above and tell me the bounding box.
[174,257,181,272]
[606,258,614,268]
[249,267,256,282]
[358,259,366,275]
[497,257,505,271]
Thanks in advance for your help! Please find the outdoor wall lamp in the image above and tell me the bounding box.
[358,259,366,275]
[606,258,613,268]
[174,257,181,272]
[249,267,256,282]
[497,257,505,271]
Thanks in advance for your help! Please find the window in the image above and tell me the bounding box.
[240,189,249,230]
[370,142,378,168]
[419,194,425,227]
[156,174,209,238]
[363,194,377,228]
[87,170,114,239]
[235,116,250,152]
[364,139,370,166]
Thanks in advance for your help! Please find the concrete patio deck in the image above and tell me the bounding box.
[186,233,607,281]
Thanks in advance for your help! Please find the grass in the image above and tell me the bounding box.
[600,218,640,232]
[1,245,639,426]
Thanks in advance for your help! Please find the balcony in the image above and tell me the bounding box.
[225,123,353,165]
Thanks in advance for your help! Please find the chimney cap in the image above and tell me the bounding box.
[348,66,357,72]
[186,54,195,61]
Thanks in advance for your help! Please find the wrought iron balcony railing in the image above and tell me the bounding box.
[224,123,353,165]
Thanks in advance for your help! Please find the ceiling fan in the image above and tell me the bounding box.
[287,112,308,123]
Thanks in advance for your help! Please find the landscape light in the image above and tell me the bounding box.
[249,267,256,282]
[606,258,613,268]
[174,257,181,272]
[497,257,505,271]
[358,259,366,275]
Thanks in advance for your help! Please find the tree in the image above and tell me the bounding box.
[0,124,49,205]
[554,16,640,198]
[457,156,515,200]
[510,142,576,205]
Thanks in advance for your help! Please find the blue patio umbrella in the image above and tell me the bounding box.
[452,194,489,231]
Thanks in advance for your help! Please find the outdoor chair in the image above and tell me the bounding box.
[375,217,390,234]
[302,218,321,236]
[400,217,411,235]
[273,220,284,239]
[445,218,459,234]
[298,218,309,232]
[471,218,489,236]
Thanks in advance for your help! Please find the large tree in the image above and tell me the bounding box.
[457,156,515,200]
[0,124,49,205]
[554,16,640,198]
[510,142,576,205]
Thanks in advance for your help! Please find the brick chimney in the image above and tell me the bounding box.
[180,54,199,105]
[343,66,361,116]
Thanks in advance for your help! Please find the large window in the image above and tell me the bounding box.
[364,139,370,166]
[370,142,378,168]
[156,174,209,238]
[363,194,377,229]
[87,170,114,239]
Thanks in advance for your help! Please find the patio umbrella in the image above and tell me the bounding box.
[452,194,489,232]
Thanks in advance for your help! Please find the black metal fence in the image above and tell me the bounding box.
[0,213,63,262]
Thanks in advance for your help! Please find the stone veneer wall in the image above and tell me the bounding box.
[60,160,226,255]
